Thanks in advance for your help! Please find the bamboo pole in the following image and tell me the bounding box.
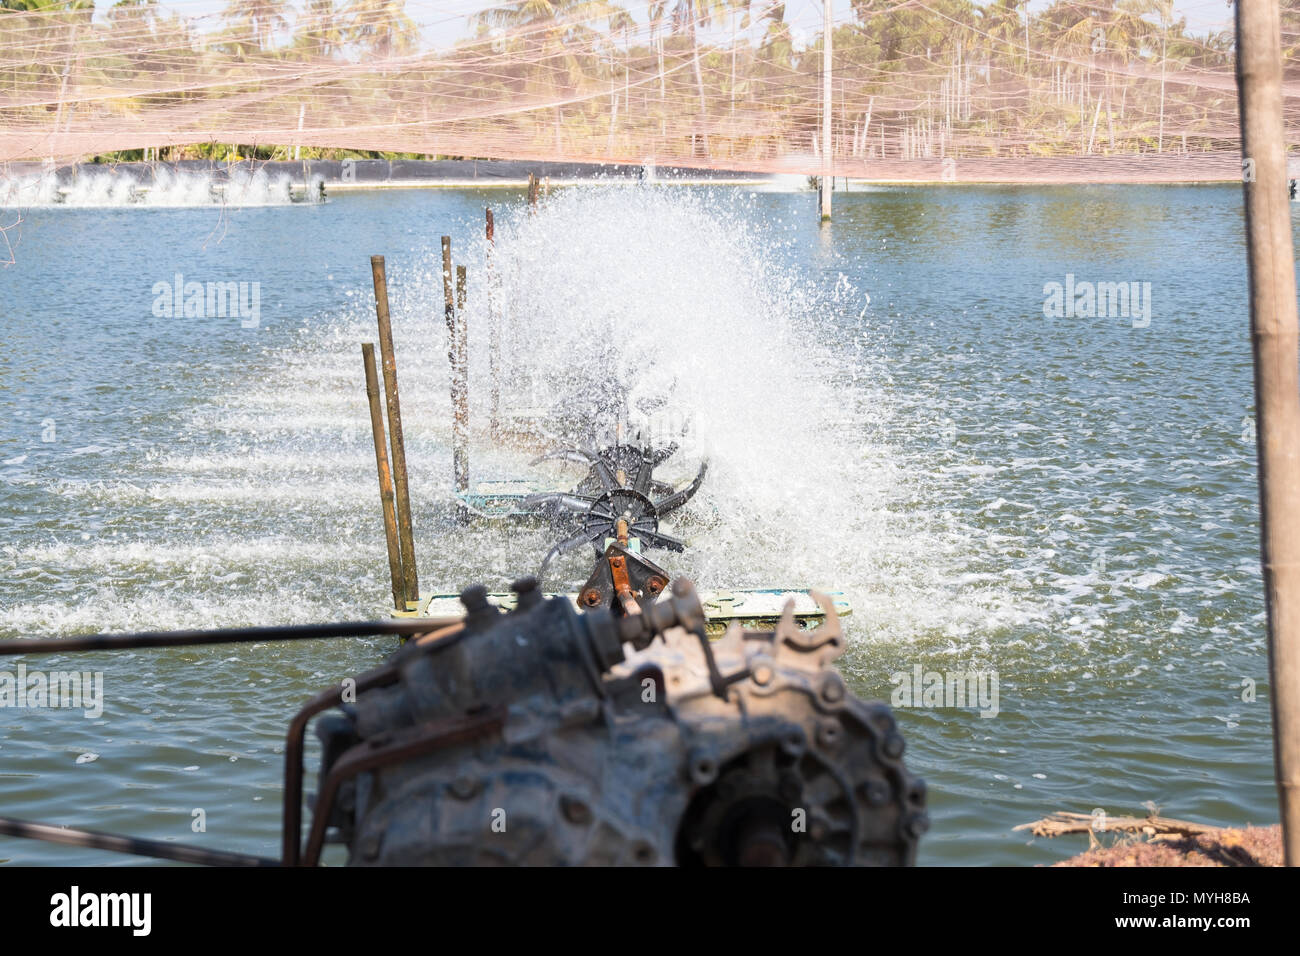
[486,207,501,438]
[1236,0,1300,865]
[370,255,418,607]
[820,0,832,222]
[361,343,405,611]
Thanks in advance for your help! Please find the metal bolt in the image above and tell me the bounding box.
[449,776,479,800]
[821,674,846,703]
[560,795,592,825]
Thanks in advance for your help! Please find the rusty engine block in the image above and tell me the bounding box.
[310,577,927,866]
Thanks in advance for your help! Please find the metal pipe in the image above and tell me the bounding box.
[0,618,463,657]
[281,666,400,865]
[370,255,419,607]
[0,817,278,867]
[362,342,406,611]
[1236,0,1300,865]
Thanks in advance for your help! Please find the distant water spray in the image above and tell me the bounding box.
[0,166,316,208]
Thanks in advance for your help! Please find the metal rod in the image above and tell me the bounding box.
[281,666,399,866]
[370,255,419,607]
[1236,0,1300,865]
[0,618,463,657]
[362,342,406,611]
[486,207,501,439]
[0,817,278,867]
[300,706,505,866]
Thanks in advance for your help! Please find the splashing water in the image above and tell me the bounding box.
[0,186,1038,653]
[438,187,1038,645]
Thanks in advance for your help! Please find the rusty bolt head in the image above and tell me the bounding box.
[821,673,846,703]
[646,576,667,595]
[581,589,601,607]
[560,795,593,825]
[448,776,480,800]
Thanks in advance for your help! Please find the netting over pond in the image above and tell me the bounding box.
[0,0,1288,182]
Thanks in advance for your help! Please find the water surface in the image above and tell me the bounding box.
[0,182,1275,865]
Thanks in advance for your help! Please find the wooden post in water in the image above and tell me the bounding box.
[1236,0,1300,864]
[527,173,539,210]
[486,208,501,438]
[441,238,469,512]
[370,255,419,607]
[820,0,833,222]
[455,264,469,496]
[361,343,405,611]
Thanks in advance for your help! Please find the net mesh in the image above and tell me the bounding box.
[0,1,1287,181]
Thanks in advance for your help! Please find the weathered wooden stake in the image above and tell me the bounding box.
[486,207,501,438]
[454,263,469,495]
[527,173,539,210]
[1236,0,1300,865]
[361,343,405,611]
[441,238,469,511]
[370,255,418,606]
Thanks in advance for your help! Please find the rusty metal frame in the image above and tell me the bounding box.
[0,617,457,866]
[300,705,507,866]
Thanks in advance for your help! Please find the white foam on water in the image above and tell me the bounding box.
[0,166,311,208]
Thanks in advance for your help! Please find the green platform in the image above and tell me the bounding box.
[399,587,851,637]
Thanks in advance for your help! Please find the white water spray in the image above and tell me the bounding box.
[0,166,316,208]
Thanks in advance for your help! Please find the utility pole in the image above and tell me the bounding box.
[821,0,832,222]
[1236,0,1300,865]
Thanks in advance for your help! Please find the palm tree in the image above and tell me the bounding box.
[727,0,751,116]
[476,1,614,152]
[671,0,728,140]
[345,0,417,58]
[297,0,345,58]
[1123,0,1177,152]
[221,0,289,52]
